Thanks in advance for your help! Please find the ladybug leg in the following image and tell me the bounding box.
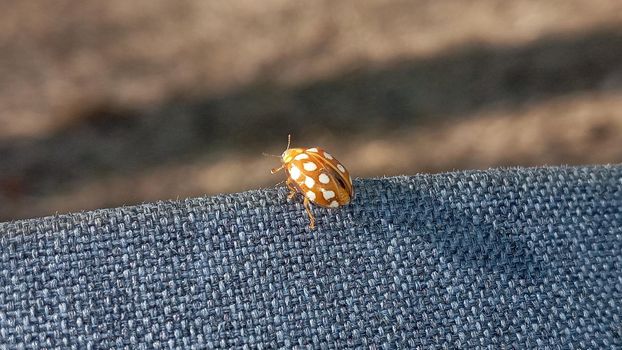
[286,178,297,200]
[271,164,285,174]
[303,197,316,229]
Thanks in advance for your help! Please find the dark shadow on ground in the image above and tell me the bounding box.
[1,26,622,196]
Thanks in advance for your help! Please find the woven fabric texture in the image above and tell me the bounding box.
[1,165,621,349]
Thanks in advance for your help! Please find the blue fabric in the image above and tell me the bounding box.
[1,165,621,349]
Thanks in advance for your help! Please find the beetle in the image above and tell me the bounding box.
[271,135,353,228]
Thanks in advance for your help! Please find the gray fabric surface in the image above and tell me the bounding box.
[0,165,621,349]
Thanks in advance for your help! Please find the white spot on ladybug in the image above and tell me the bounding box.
[295,153,309,160]
[329,201,339,208]
[318,173,330,184]
[306,191,316,201]
[289,165,301,180]
[323,152,333,160]
[307,148,318,152]
[337,164,346,173]
[303,162,317,171]
[322,190,335,200]
[305,176,315,188]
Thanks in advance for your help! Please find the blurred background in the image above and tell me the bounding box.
[1,0,622,221]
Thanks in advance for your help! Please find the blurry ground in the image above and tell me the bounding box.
[1,0,622,221]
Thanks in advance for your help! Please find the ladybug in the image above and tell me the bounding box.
[271,135,354,229]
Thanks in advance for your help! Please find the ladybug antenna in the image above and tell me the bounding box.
[263,134,292,158]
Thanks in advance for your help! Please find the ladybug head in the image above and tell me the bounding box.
[280,134,301,163]
[281,148,304,163]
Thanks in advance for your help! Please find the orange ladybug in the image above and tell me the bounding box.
[271,135,354,229]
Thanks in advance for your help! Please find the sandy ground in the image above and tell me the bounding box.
[1,0,622,220]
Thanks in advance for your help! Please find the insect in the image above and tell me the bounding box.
[270,135,354,229]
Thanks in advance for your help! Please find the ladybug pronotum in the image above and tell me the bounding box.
[271,135,354,229]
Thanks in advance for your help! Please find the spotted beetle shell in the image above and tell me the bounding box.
[282,147,353,208]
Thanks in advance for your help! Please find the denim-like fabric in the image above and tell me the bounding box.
[1,166,621,349]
